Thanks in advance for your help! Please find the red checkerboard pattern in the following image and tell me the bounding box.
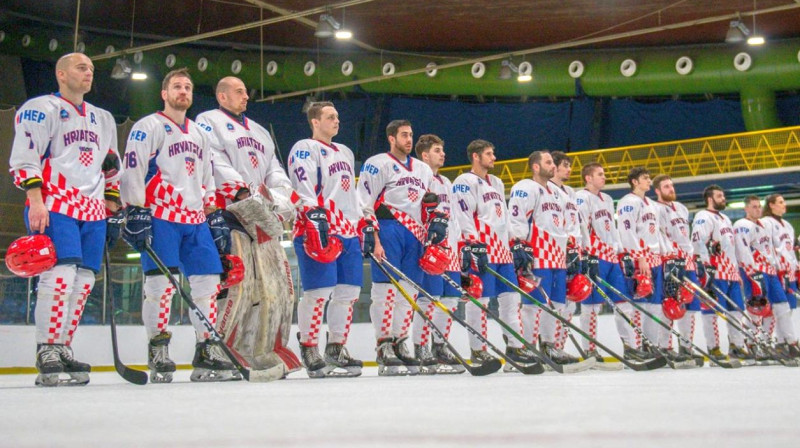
[712,253,741,282]
[65,283,92,344]
[305,297,326,346]
[378,289,396,339]
[341,298,357,344]
[79,149,93,167]
[390,207,426,244]
[218,180,248,200]
[419,302,435,346]
[751,250,776,276]
[631,247,662,271]
[589,232,619,263]
[46,278,69,344]
[146,175,206,224]
[633,310,642,348]
[530,225,565,269]
[156,285,176,332]
[200,289,220,340]
[474,221,512,264]
[587,309,597,352]
[45,171,107,222]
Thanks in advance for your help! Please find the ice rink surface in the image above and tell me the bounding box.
[2,364,799,448]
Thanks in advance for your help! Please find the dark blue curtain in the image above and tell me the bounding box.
[777,94,800,127]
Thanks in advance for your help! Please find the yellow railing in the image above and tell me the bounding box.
[439,126,800,193]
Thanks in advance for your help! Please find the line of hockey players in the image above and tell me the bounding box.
[8,57,800,386]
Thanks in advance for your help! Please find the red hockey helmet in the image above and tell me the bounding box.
[220,254,245,289]
[517,270,540,293]
[303,235,343,263]
[746,296,772,318]
[633,273,654,299]
[678,285,695,305]
[662,297,687,320]
[566,273,592,302]
[5,234,57,278]
[461,273,483,299]
[418,244,451,276]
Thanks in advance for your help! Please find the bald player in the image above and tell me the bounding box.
[9,53,122,386]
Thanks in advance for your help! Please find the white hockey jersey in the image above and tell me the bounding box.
[121,112,215,224]
[287,139,360,238]
[616,193,663,270]
[357,153,434,243]
[761,216,798,279]
[575,189,621,263]
[691,210,740,281]
[733,218,778,277]
[428,173,461,272]
[552,182,582,249]
[508,179,568,269]
[195,109,294,218]
[655,200,695,270]
[9,94,120,222]
[451,172,512,264]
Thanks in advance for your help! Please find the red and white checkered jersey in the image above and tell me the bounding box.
[553,182,582,249]
[617,193,664,270]
[655,201,693,259]
[575,189,620,263]
[734,218,778,276]
[287,139,359,238]
[508,179,567,269]
[10,94,120,222]
[121,112,215,224]
[761,216,798,275]
[451,172,512,264]
[691,209,740,281]
[428,173,461,272]
[357,152,434,236]
[195,109,293,212]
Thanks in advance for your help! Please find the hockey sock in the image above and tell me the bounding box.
[614,301,636,347]
[297,286,334,346]
[642,303,663,347]
[412,295,436,346]
[520,305,541,345]
[369,282,396,340]
[556,301,576,350]
[431,296,458,344]
[773,302,797,344]
[726,311,745,347]
[328,285,360,345]
[580,304,602,352]
[390,280,417,340]
[702,313,720,349]
[62,268,95,346]
[35,265,78,344]
[465,297,490,351]
[676,311,696,348]
[143,275,177,339]
[187,275,221,342]
[498,292,523,348]
[540,302,567,345]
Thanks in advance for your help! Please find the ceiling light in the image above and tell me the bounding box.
[335,29,352,40]
[111,58,132,79]
[747,35,765,45]
[315,13,351,39]
[131,72,148,80]
[725,19,750,44]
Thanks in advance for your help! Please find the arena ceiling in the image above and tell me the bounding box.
[1,0,800,55]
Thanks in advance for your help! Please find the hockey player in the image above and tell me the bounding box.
[121,68,240,383]
[691,184,750,362]
[287,101,364,377]
[575,163,647,363]
[357,119,441,375]
[616,167,662,362]
[508,151,578,365]
[734,195,796,361]
[413,134,466,374]
[452,140,537,368]
[9,52,121,386]
[195,76,301,378]
[760,194,800,358]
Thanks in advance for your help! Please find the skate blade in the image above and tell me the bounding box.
[377,365,410,376]
[150,371,174,383]
[35,372,91,387]
[435,364,466,374]
[248,364,287,382]
[190,368,242,382]
[324,366,363,378]
[418,365,438,375]
[668,359,700,370]
[590,361,624,371]
[557,358,596,374]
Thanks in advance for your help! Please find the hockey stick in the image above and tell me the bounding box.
[585,276,697,369]
[377,258,545,375]
[104,248,148,385]
[144,244,284,382]
[369,255,501,376]
[596,276,741,369]
[482,267,671,371]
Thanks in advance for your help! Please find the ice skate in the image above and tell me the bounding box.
[707,346,728,367]
[623,343,659,364]
[679,345,705,367]
[414,343,438,375]
[376,338,406,376]
[541,341,579,365]
[190,340,242,382]
[393,337,421,375]
[728,344,756,366]
[57,344,91,385]
[324,342,363,378]
[148,332,176,383]
[470,348,499,366]
[586,349,623,371]
[431,342,466,374]
[502,346,543,373]
[658,347,698,369]
[297,333,327,378]
[34,344,64,387]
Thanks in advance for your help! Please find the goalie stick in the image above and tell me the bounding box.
[596,276,741,369]
[104,248,148,385]
[482,266,668,371]
[144,244,285,382]
[369,255,501,376]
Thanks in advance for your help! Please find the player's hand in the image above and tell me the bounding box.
[372,238,385,261]
[106,209,125,249]
[304,207,330,248]
[566,247,581,276]
[460,241,488,274]
[122,206,152,252]
[425,211,448,245]
[510,239,533,272]
[620,253,635,278]
[27,201,49,234]
[357,218,376,256]
[207,210,231,255]
[421,192,439,223]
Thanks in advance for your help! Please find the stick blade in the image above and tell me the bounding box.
[627,356,668,371]
[557,357,597,374]
[517,362,546,375]
[115,363,149,385]
[468,359,502,376]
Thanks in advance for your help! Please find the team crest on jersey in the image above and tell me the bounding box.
[185,157,195,175]
[649,222,656,234]
[495,203,503,218]
[408,187,419,202]
[59,109,69,122]
[164,124,173,135]
[78,146,93,167]
[553,214,560,227]
[604,221,611,232]
[248,151,259,168]
[341,174,351,191]
[226,123,235,131]
[392,164,400,173]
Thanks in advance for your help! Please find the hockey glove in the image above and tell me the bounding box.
[304,207,331,248]
[663,257,686,280]
[460,241,489,274]
[106,209,125,249]
[207,210,231,255]
[421,192,439,224]
[706,240,722,257]
[357,218,376,256]
[566,247,581,276]
[509,239,533,272]
[620,253,635,278]
[425,211,448,245]
[586,254,599,279]
[122,206,152,252]
[749,272,766,298]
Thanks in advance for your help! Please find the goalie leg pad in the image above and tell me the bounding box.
[143,275,176,338]
[328,284,360,344]
[34,265,77,344]
[225,194,284,241]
